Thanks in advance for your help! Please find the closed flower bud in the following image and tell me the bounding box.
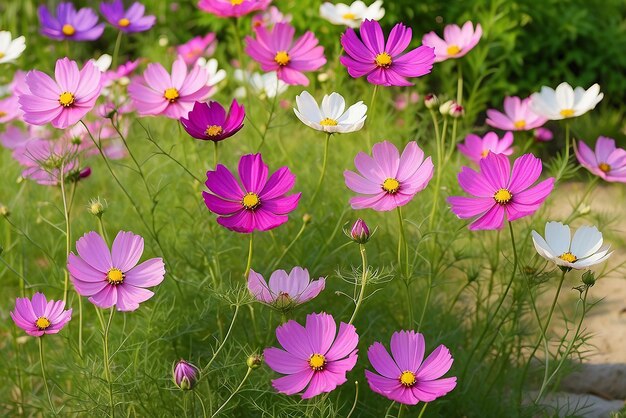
[173,360,199,390]
[582,271,596,287]
[424,93,439,109]
[79,167,92,179]
[88,198,106,217]
[349,218,370,244]
[534,127,553,142]
[449,102,464,118]
[302,213,313,225]
[439,100,453,115]
[246,354,263,369]
[0,204,9,217]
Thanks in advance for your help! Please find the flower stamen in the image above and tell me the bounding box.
[399,370,416,387]
[514,119,526,129]
[447,45,461,55]
[598,162,611,173]
[493,188,512,204]
[164,88,179,103]
[375,52,392,68]
[231,0,244,4]
[35,316,51,330]
[309,353,326,371]
[559,108,575,118]
[59,92,76,107]
[342,13,356,20]
[118,18,131,27]
[242,192,261,210]
[62,24,76,36]
[319,118,338,126]
[107,268,125,285]
[382,178,400,194]
[274,51,290,66]
[558,252,577,263]
[205,125,223,137]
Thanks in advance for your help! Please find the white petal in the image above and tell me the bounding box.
[532,230,557,260]
[544,221,571,255]
[570,225,603,259]
[555,82,574,109]
[295,91,322,123]
[321,92,346,119]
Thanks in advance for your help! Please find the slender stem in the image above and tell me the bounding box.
[232,18,250,107]
[348,244,368,324]
[345,381,359,418]
[244,234,253,279]
[427,110,443,232]
[97,217,109,245]
[211,367,252,417]
[38,337,56,415]
[256,74,280,152]
[396,207,409,278]
[98,308,116,418]
[269,220,308,271]
[397,404,404,418]
[456,62,463,105]
[384,401,396,417]
[557,122,571,181]
[194,391,207,418]
[111,31,123,70]
[60,166,71,304]
[213,142,219,169]
[564,176,598,223]
[202,305,240,374]
[417,403,429,418]
[309,133,331,207]
[366,84,379,148]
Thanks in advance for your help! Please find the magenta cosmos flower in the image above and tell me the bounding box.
[11,293,72,337]
[198,0,271,18]
[245,22,326,86]
[248,267,325,308]
[458,131,514,164]
[422,21,482,63]
[365,331,457,405]
[486,96,547,131]
[176,34,217,65]
[576,136,626,183]
[100,0,156,33]
[38,2,104,41]
[67,231,166,311]
[264,312,358,399]
[203,154,301,233]
[180,99,245,141]
[340,20,435,87]
[19,58,102,129]
[344,141,434,211]
[448,153,555,230]
[173,360,200,390]
[128,56,210,119]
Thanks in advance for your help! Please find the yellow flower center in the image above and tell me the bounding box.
[0,52,5,59]
[0,110,6,117]
[382,178,400,194]
[375,52,392,68]
[35,316,51,330]
[481,149,490,158]
[558,252,577,263]
[559,108,575,118]
[62,24,76,36]
[274,51,290,66]
[118,18,131,27]
[107,268,125,285]
[205,125,223,137]
[514,119,526,129]
[309,353,326,371]
[59,91,75,107]
[493,188,512,204]
[231,0,244,4]
[598,162,611,173]
[319,118,338,126]
[399,370,416,387]
[242,192,260,210]
[342,13,356,19]
[447,45,461,55]
[164,88,180,102]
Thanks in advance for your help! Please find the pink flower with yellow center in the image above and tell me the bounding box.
[486,96,547,131]
[11,293,72,337]
[575,136,626,183]
[198,0,271,18]
[458,131,514,164]
[422,21,482,63]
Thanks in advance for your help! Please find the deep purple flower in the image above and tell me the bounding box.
[180,99,245,142]
[38,2,105,41]
[100,0,156,33]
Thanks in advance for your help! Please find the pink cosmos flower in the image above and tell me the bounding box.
[19,58,102,129]
[365,330,457,405]
[534,127,553,142]
[344,141,434,211]
[448,153,555,230]
[11,293,72,337]
[180,99,245,142]
[203,154,301,233]
[422,21,482,63]
[248,267,325,308]
[101,60,140,87]
[252,6,291,29]
[128,56,210,119]
[264,312,358,399]
[12,138,81,186]
[486,96,547,131]
[340,20,435,87]
[458,131,514,164]
[0,125,32,150]
[198,0,271,18]
[245,22,326,86]
[575,136,626,183]
[0,95,20,123]
[67,231,166,311]
[176,34,217,65]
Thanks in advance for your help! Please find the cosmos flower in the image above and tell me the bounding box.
[422,21,482,63]
[19,57,102,129]
[340,19,435,86]
[365,330,457,405]
[195,57,227,96]
[575,136,626,183]
[248,267,325,308]
[173,360,200,390]
[128,56,210,119]
[530,82,603,120]
[294,91,367,133]
[344,141,434,211]
[448,153,554,230]
[38,2,105,41]
[203,154,301,233]
[349,218,371,244]
[458,131,514,164]
[245,22,326,86]
[180,99,245,142]
[100,0,156,33]
[101,60,140,88]
[264,312,358,399]
[532,222,612,269]
[12,138,81,186]
[0,31,26,64]
[11,293,72,337]
[67,231,166,311]
[252,6,292,29]
[235,70,288,99]
[176,34,217,65]
[198,0,271,18]
[319,1,385,28]
[534,127,553,142]
[0,95,21,123]
[486,96,547,131]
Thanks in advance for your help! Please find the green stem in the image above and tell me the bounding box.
[194,391,207,418]
[348,244,368,324]
[232,18,250,107]
[38,337,56,415]
[396,207,409,278]
[417,403,429,418]
[269,220,308,271]
[309,133,331,207]
[111,31,123,70]
[60,165,71,304]
[202,305,240,374]
[256,73,280,152]
[345,381,359,418]
[97,308,116,418]
[244,234,253,279]
[427,110,443,232]
[213,141,219,169]
[456,62,463,105]
[366,84,379,148]
[564,176,598,223]
[211,367,252,417]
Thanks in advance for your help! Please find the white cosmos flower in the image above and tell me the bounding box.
[0,31,26,64]
[532,221,612,269]
[530,82,603,120]
[94,54,112,72]
[234,70,288,99]
[196,58,227,88]
[294,91,367,133]
[319,1,385,28]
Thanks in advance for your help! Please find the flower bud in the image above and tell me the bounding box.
[79,167,92,179]
[350,219,370,244]
[581,271,596,287]
[0,204,9,217]
[534,127,553,142]
[449,102,464,118]
[302,213,313,225]
[424,93,439,109]
[246,354,263,369]
[88,198,106,217]
[438,100,453,115]
[173,360,199,390]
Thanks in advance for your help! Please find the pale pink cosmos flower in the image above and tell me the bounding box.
[0,95,20,123]
[252,6,291,29]
[128,56,210,119]
[12,138,81,186]
[176,34,217,65]
[198,0,271,18]
[576,136,626,183]
[458,131,514,164]
[486,96,547,131]
[248,267,325,308]
[422,21,482,63]
[11,293,72,337]
[19,57,102,129]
